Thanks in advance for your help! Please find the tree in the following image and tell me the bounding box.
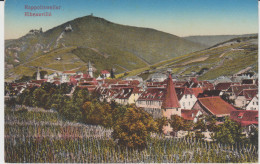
[205,115,217,132]
[32,88,47,107]
[169,115,185,133]
[112,105,158,150]
[212,117,245,145]
[110,68,115,79]
[248,126,258,147]
[60,99,82,121]
[221,93,234,105]
[194,115,207,132]
[48,94,70,111]
[15,75,32,82]
[155,117,168,134]
[33,70,48,79]
[82,101,106,126]
[60,83,72,94]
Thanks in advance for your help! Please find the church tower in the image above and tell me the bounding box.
[36,67,41,80]
[88,61,93,78]
[161,74,181,134]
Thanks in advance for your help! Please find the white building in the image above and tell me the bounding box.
[150,73,167,82]
[246,95,258,111]
[178,88,198,110]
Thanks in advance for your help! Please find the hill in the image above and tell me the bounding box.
[122,35,258,81]
[184,34,257,47]
[5,15,206,81]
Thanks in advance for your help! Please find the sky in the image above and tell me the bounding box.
[4,0,258,39]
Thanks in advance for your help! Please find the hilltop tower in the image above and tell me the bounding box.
[88,61,93,78]
[36,67,41,80]
[162,74,181,134]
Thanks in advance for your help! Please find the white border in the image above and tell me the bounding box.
[0,1,4,163]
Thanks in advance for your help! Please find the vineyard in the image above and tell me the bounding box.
[5,106,258,163]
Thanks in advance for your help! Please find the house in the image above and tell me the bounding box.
[246,94,258,111]
[47,72,59,83]
[213,76,232,85]
[78,77,98,92]
[176,87,198,109]
[227,84,258,100]
[100,70,111,78]
[136,88,165,118]
[234,89,258,109]
[114,88,134,105]
[28,79,47,87]
[63,71,76,76]
[192,96,236,119]
[96,88,118,103]
[242,79,255,85]
[181,109,202,123]
[150,73,167,82]
[146,81,166,88]
[124,76,143,82]
[184,78,214,91]
[230,110,258,136]
[215,82,240,95]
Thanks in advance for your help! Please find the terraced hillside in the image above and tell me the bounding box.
[122,35,258,81]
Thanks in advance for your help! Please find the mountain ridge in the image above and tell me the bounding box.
[5,15,206,80]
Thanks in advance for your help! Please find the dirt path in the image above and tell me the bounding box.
[181,56,209,65]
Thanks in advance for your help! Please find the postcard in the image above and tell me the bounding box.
[4,0,258,163]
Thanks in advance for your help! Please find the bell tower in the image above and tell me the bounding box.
[88,61,93,78]
[161,74,181,134]
[36,67,41,80]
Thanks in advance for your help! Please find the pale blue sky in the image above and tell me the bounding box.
[5,0,258,39]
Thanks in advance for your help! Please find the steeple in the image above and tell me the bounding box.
[88,61,93,78]
[162,74,181,134]
[36,67,41,80]
[162,74,180,109]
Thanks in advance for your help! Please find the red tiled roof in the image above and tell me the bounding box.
[104,79,120,84]
[242,79,254,85]
[161,74,180,109]
[73,75,81,79]
[191,88,203,97]
[30,79,47,84]
[175,87,202,100]
[101,70,110,74]
[230,84,257,97]
[138,88,165,101]
[215,82,240,91]
[132,87,142,94]
[239,89,258,100]
[83,73,91,78]
[173,81,187,87]
[190,77,198,84]
[70,77,78,85]
[118,81,129,85]
[230,110,258,127]
[111,84,130,88]
[198,96,236,117]
[129,80,140,86]
[181,109,199,121]
[115,88,134,99]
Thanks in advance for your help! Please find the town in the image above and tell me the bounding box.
[5,61,258,139]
